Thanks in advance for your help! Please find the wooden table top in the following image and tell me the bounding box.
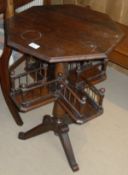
[6,5,124,63]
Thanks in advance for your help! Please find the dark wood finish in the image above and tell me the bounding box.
[1,2,123,172]
[6,5,123,63]
[109,23,128,69]
[0,0,24,125]
[0,47,23,125]
[0,0,34,75]
[0,0,46,125]
[19,115,79,171]
[10,61,104,122]
[68,59,108,85]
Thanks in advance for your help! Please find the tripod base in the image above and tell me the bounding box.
[19,115,79,172]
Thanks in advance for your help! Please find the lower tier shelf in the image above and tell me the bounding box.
[10,76,104,124]
[58,98,103,124]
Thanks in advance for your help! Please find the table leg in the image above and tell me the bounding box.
[58,123,79,171]
[53,63,79,171]
[18,115,53,139]
[0,47,23,125]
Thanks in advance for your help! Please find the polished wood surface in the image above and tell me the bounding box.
[6,5,123,63]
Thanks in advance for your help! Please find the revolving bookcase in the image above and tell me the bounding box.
[0,2,123,172]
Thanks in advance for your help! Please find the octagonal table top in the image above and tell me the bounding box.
[6,5,124,63]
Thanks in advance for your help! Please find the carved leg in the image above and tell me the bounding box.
[57,124,79,172]
[19,115,53,139]
[0,47,23,125]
